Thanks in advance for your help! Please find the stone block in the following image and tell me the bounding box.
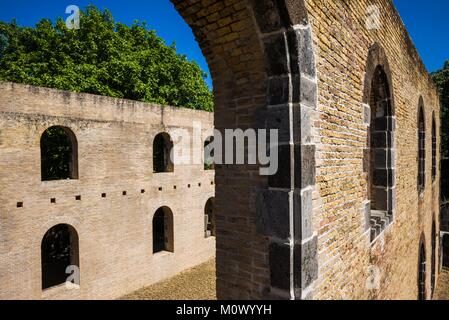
[256,189,290,239]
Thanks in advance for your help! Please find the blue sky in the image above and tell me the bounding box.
[0,0,448,88]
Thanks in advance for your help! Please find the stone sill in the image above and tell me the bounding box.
[370,219,395,245]
[370,210,393,243]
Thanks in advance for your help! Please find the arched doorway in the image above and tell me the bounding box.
[169,0,318,300]
[204,198,215,238]
[153,133,174,173]
[40,126,78,181]
[153,207,174,254]
[431,221,436,297]
[41,224,79,290]
[418,241,427,300]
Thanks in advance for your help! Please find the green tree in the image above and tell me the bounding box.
[432,61,449,202]
[432,61,449,158]
[0,6,213,111]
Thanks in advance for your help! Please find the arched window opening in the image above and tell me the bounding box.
[41,126,78,181]
[153,133,174,173]
[443,235,449,268]
[367,65,395,241]
[432,116,437,181]
[204,136,215,170]
[152,207,174,254]
[41,224,79,290]
[418,104,426,193]
[431,221,436,297]
[418,242,427,300]
[204,197,215,238]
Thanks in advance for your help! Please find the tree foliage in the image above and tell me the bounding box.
[0,6,213,111]
[432,61,449,158]
[41,126,74,181]
[432,61,449,201]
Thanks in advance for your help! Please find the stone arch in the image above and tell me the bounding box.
[153,132,174,173]
[418,234,427,300]
[204,197,215,238]
[432,113,437,181]
[170,0,317,299]
[418,97,426,193]
[40,126,78,181]
[41,224,79,290]
[152,206,174,254]
[363,43,396,241]
[363,43,395,108]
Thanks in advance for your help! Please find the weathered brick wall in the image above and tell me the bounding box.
[0,0,441,300]
[0,82,215,300]
[305,0,441,299]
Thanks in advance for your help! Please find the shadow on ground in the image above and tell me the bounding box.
[120,259,216,300]
[121,261,449,300]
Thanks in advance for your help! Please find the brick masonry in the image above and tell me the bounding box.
[0,83,215,299]
[171,0,441,300]
[0,0,442,300]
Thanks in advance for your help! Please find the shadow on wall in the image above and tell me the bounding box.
[442,159,449,202]
[441,159,449,268]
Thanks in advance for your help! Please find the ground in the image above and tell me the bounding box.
[120,259,216,300]
[121,262,449,300]
[434,268,449,300]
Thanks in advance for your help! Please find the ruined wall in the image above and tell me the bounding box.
[305,0,441,299]
[172,0,441,300]
[0,0,442,301]
[0,82,215,300]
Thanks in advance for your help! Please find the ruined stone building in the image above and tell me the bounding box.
[0,0,443,300]
[0,83,216,299]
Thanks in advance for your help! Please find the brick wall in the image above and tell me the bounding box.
[0,0,442,300]
[0,82,215,300]
[305,0,441,299]
[172,0,440,300]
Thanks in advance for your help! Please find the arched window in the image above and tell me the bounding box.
[41,224,79,290]
[418,241,427,300]
[41,126,78,181]
[204,136,215,170]
[153,133,174,173]
[431,221,436,297]
[418,102,426,193]
[152,207,174,254]
[432,115,437,181]
[204,197,215,238]
[366,63,395,242]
